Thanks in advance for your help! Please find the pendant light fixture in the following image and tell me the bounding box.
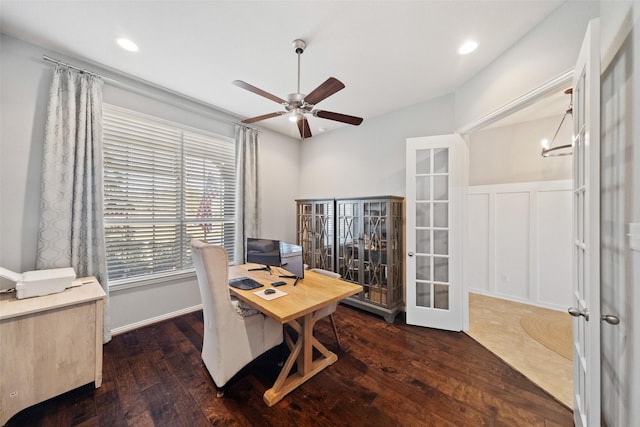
[541,88,573,157]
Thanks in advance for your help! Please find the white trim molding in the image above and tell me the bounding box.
[466,180,572,311]
[110,304,203,336]
[457,68,574,135]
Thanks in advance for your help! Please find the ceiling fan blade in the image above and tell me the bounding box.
[297,117,312,139]
[241,112,285,124]
[315,110,363,126]
[233,80,287,105]
[304,77,345,105]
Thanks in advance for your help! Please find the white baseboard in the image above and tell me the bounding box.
[468,289,566,312]
[110,304,203,336]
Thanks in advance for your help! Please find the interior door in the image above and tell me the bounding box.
[569,19,600,427]
[406,134,466,331]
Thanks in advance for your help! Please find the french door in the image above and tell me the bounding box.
[406,134,466,331]
[569,19,600,427]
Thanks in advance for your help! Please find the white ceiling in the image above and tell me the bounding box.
[0,0,567,140]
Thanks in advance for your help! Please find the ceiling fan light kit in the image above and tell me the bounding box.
[233,39,363,139]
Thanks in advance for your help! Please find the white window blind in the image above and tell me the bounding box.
[103,104,236,284]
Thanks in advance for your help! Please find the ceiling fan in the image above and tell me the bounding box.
[233,39,363,139]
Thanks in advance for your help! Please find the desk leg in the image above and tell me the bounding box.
[302,313,313,374]
[263,312,338,406]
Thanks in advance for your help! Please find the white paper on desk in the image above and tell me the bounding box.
[254,288,288,300]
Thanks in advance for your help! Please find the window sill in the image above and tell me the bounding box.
[109,270,197,292]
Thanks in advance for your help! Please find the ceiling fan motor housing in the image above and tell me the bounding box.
[287,92,305,108]
[292,39,306,54]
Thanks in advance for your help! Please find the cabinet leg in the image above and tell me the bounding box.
[384,313,397,324]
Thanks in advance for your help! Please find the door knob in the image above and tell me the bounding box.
[408,252,414,257]
[568,307,589,321]
[601,314,620,325]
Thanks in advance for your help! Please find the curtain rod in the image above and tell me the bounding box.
[43,55,119,84]
[42,55,260,133]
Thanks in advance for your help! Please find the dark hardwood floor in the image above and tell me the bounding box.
[7,305,573,426]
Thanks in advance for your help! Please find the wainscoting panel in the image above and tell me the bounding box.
[467,180,572,311]
[536,189,572,308]
[467,194,490,293]
[495,192,530,299]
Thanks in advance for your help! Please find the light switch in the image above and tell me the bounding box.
[629,223,640,252]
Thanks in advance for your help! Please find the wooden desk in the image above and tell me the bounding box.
[229,264,362,406]
[0,278,106,426]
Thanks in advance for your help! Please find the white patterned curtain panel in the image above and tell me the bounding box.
[36,66,111,342]
[234,126,260,264]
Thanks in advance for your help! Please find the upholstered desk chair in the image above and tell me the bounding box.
[190,239,283,396]
[309,268,342,349]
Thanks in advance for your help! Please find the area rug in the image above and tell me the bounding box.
[520,310,573,360]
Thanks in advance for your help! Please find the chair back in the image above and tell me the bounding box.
[190,239,283,389]
[190,239,236,339]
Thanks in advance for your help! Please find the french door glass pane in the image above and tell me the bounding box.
[578,248,584,296]
[416,229,430,253]
[416,176,431,200]
[433,176,448,200]
[416,202,430,227]
[416,281,431,307]
[576,77,585,128]
[577,139,584,186]
[578,191,584,241]
[433,203,448,228]
[416,149,431,174]
[416,255,431,280]
[434,148,449,173]
[433,230,448,255]
[434,284,449,309]
[434,256,449,282]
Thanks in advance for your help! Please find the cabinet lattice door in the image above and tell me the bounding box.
[296,196,404,323]
[336,196,404,323]
[295,199,334,271]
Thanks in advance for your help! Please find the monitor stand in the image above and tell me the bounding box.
[249,265,273,274]
[280,274,301,286]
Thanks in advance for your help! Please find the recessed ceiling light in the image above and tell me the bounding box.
[116,38,139,52]
[458,40,478,55]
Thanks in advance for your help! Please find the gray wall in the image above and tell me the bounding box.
[0,34,49,286]
[454,1,599,129]
[0,34,299,331]
[468,115,572,185]
[298,94,455,199]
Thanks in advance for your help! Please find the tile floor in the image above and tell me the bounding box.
[466,292,573,408]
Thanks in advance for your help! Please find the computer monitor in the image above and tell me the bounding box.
[246,238,281,273]
[279,241,304,285]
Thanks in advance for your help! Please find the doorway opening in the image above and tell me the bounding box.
[459,71,574,406]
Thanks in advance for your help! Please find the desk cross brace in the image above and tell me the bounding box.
[263,311,337,406]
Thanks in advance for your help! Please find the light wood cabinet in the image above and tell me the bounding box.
[0,278,106,426]
[295,199,335,271]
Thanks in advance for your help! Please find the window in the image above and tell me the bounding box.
[103,104,236,285]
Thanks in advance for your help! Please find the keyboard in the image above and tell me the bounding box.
[229,276,263,290]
